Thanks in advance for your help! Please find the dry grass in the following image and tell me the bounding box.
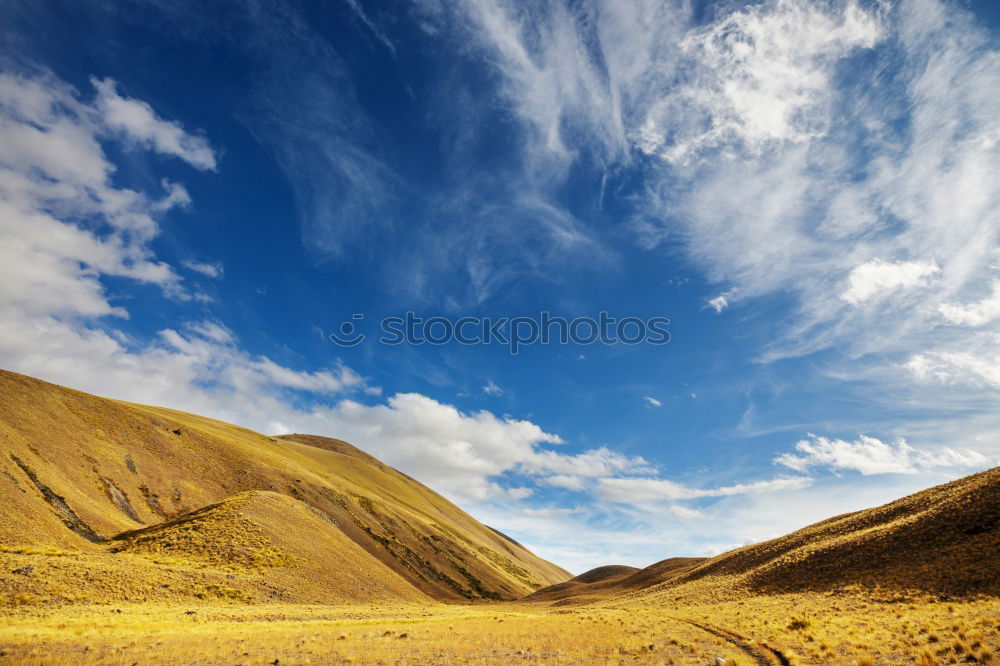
[3,369,1000,664]
[1,594,997,665]
[0,602,783,665]
[650,465,1000,599]
[0,369,568,605]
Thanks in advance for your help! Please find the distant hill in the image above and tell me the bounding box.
[523,564,639,605]
[524,559,706,605]
[0,370,569,606]
[527,465,1000,606]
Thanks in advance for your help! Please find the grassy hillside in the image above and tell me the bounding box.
[0,369,569,606]
[518,465,998,611]
[3,370,1000,664]
[526,466,999,608]
[522,565,639,605]
[524,559,707,606]
[628,464,1000,603]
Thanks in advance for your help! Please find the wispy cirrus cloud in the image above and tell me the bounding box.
[182,260,224,279]
[447,0,1000,404]
[595,475,813,503]
[939,279,1000,327]
[0,64,828,521]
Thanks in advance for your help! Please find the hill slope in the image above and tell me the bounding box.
[522,565,639,605]
[536,466,999,608]
[644,464,1000,600]
[526,466,1000,607]
[0,370,569,605]
[524,558,707,605]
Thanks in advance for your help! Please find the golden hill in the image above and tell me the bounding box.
[524,559,707,605]
[642,464,1000,600]
[522,564,639,605]
[0,369,569,606]
[525,465,1000,608]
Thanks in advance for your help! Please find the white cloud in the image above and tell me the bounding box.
[541,474,585,491]
[186,320,235,344]
[182,260,224,279]
[0,66,377,452]
[637,0,882,163]
[668,505,706,520]
[505,487,534,500]
[482,379,503,396]
[775,433,990,475]
[299,394,664,503]
[0,69,197,322]
[474,469,961,573]
[624,0,1000,404]
[707,295,728,313]
[643,396,662,407]
[522,507,582,518]
[939,280,1000,326]
[343,0,396,56]
[907,343,1000,389]
[92,78,217,170]
[840,259,940,305]
[595,475,812,503]
[522,445,652,479]
[0,68,684,511]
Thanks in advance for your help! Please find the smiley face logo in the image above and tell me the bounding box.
[329,314,366,347]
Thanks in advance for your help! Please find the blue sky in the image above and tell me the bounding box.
[1,0,999,572]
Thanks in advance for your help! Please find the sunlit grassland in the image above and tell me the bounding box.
[0,603,751,665]
[1,593,998,665]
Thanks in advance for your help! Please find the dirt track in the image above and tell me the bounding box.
[678,618,791,666]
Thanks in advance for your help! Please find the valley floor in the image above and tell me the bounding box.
[1,593,998,665]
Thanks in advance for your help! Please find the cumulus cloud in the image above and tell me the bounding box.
[0,69,194,320]
[0,66,375,440]
[281,395,664,503]
[707,295,728,313]
[775,433,990,475]
[840,259,940,305]
[521,445,652,478]
[91,77,217,170]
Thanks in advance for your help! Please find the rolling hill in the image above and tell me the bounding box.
[525,464,1000,607]
[642,463,1000,600]
[523,559,707,605]
[0,369,569,606]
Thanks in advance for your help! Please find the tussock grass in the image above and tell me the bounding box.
[1,595,998,664]
[0,369,569,606]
